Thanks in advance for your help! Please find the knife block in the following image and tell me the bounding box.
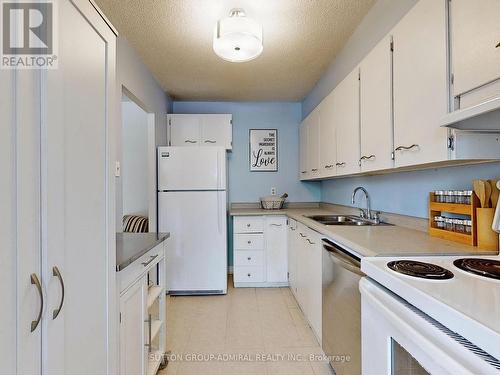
[477,208,500,251]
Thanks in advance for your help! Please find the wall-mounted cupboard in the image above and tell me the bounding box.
[168,114,233,150]
[299,0,500,181]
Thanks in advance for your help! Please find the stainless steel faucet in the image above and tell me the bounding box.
[352,186,376,222]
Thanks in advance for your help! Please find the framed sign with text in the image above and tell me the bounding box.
[249,129,278,172]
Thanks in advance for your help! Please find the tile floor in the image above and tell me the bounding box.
[158,278,334,375]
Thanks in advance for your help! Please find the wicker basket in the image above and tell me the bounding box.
[260,196,286,210]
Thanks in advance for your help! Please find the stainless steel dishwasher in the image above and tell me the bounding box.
[322,238,364,375]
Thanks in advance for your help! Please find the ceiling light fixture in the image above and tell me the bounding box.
[213,8,263,63]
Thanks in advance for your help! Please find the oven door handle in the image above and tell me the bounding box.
[324,244,364,276]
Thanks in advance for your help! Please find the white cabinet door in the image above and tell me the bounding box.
[287,219,298,296]
[360,37,394,172]
[1,69,43,375]
[451,0,500,99]
[335,69,361,175]
[120,277,147,375]
[295,224,308,311]
[306,108,321,178]
[319,91,336,178]
[265,216,288,283]
[44,1,116,374]
[392,0,448,167]
[169,114,201,146]
[304,229,322,342]
[201,114,232,149]
[299,122,309,180]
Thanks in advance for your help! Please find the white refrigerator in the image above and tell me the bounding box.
[157,146,227,295]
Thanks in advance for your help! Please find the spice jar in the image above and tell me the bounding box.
[445,191,455,203]
[434,216,445,229]
[434,191,442,203]
[445,218,454,231]
[465,220,472,235]
[455,191,464,204]
[454,219,465,233]
[464,190,472,205]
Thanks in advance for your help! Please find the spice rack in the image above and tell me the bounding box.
[428,192,478,246]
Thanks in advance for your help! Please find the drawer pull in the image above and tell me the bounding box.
[141,254,158,267]
[247,240,251,244]
[247,273,251,277]
[246,224,251,227]
[247,257,251,261]
[270,223,282,227]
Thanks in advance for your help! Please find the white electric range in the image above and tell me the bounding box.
[360,255,500,375]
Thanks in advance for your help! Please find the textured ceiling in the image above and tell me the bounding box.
[95,0,375,101]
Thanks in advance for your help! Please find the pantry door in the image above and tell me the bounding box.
[0,68,43,375]
[43,1,117,375]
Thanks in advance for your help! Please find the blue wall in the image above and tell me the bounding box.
[173,101,321,204]
[321,163,500,218]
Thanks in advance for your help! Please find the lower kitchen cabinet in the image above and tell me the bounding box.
[233,216,288,287]
[118,241,167,375]
[294,224,322,342]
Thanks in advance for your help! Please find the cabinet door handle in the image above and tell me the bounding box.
[300,171,307,174]
[246,223,251,227]
[336,162,346,167]
[141,254,158,267]
[360,155,375,162]
[270,223,282,227]
[52,266,65,320]
[247,257,252,261]
[496,42,500,48]
[324,165,334,169]
[299,233,306,238]
[311,168,318,172]
[247,273,251,277]
[306,239,316,245]
[247,240,252,244]
[395,144,419,152]
[30,273,43,332]
[184,140,197,143]
[204,140,216,143]
[290,227,296,231]
[145,314,152,347]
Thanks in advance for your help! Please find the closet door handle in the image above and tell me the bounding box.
[395,144,419,151]
[52,266,65,320]
[204,140,217,144]
[30,273,43,332]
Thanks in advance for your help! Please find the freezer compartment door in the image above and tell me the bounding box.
[157,146,226,191]
[158,191,227,293]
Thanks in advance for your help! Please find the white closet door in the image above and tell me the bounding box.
[44,1,115,374]
[1,68,42,374]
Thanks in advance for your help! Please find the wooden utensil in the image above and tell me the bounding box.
[484,180,492,208]
[473,180,486,208]
[488,179,499,208]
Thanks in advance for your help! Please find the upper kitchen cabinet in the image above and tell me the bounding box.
[392,0,449,168]
[307,107,321,178]
[335,69,361,176]
[299,120,309,180]
[168,114,232,150]
[450,0,500,108]
[319,91,337,178]
[299,108,320,180]
[360,36,393,173]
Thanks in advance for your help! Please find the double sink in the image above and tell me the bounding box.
[306,215,391,226]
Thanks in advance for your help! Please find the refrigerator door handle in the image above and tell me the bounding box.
[217,191,222,234]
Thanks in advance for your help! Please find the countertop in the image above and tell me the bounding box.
[116,232,170,271]
[230,207,498,257]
